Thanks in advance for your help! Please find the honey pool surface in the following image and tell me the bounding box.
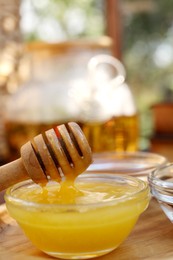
[5,175,150,259]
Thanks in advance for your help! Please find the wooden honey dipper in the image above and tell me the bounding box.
[0,122,92,191]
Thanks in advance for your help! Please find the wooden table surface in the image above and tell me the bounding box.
[1,198,173,260]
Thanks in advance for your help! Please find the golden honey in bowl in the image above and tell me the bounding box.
[5,173,150,259]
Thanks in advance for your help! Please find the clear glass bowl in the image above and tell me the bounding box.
[148,163,173,222]
[5,173,150,259]
[87,152,167,180]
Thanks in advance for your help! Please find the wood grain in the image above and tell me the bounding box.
[1,198,173,260]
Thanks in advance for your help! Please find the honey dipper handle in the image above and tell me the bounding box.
[0,158,29,191]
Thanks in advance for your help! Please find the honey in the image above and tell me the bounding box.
[79,115,138,152]
[5,115,138,160]
[5,174,150,259]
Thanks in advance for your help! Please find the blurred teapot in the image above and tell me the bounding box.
[4,43,138,159]
[69,54,138,152]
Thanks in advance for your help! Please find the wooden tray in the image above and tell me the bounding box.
[1,198,173,260]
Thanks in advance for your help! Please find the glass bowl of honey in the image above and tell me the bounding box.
[5,173,150,259]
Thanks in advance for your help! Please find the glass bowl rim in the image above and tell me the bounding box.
[5,173,149,209]
[87,151,168,176]
[148,163,173,189]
